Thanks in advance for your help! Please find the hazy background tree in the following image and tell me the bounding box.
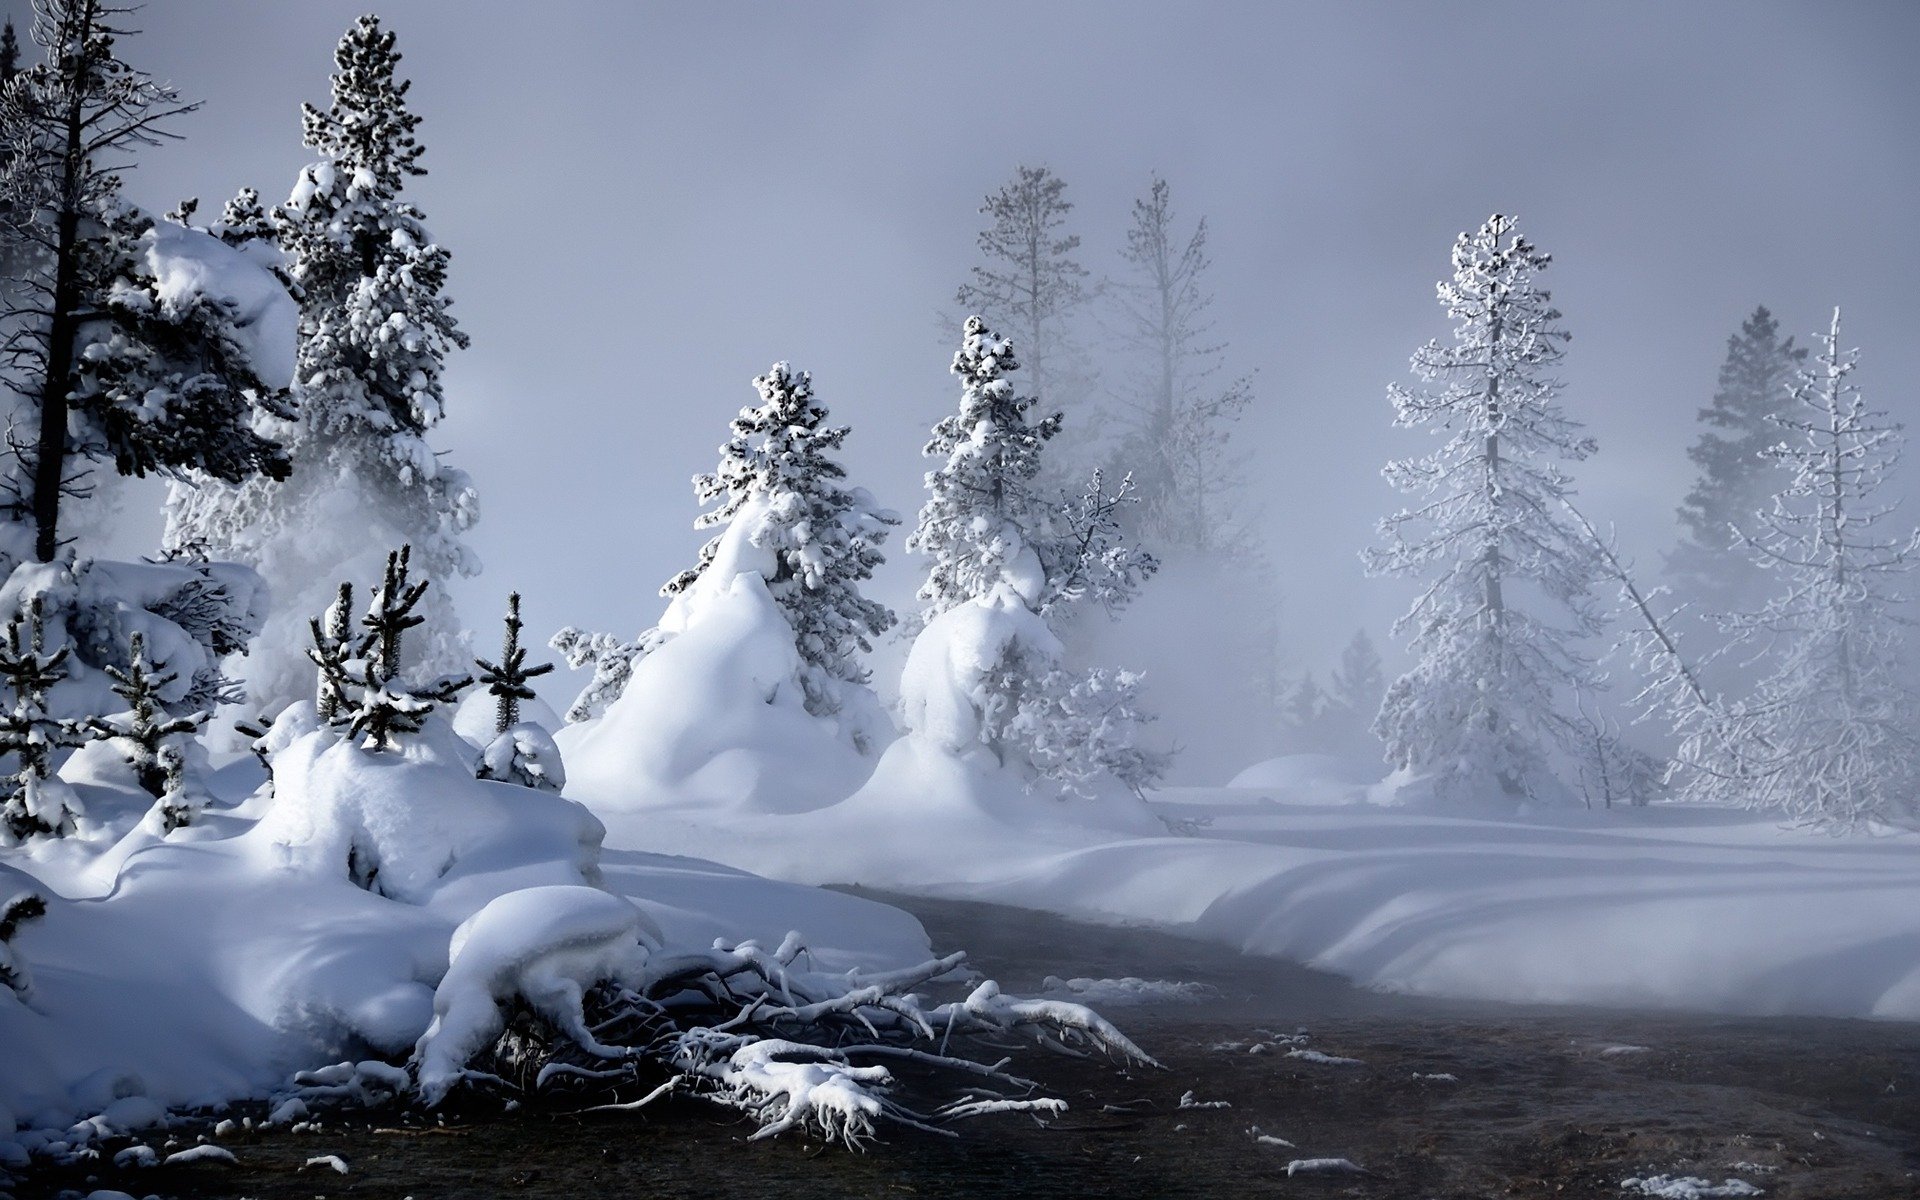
[1078,174,1280,782]
[1670,306,1806,619]
[955,165,1096,459]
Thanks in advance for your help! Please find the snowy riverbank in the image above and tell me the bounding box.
[575,768,1920,1023]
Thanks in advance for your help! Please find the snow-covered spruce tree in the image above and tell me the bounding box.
[1110,176,1255,554]
[473,592,563,791]
[905,317,1165,798]
[909,317,1154,626]
[956,165,1095,427]
[1365,214,1607,805]
[474,593,552,735]
[163,15,477,716]
[0,598,87,837]
[0,0,290,564]
[1673,310,1920,828]
[662,362,898,716]
[309,547,471,753]
[1670,306,1806,613]
[89,631,207,804]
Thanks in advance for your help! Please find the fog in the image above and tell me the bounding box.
[29,0,1920,780]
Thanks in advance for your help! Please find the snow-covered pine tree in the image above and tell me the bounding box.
[905,317,1166,798]
[474,592,553,736]
[307,581,355,722]
[1670,307,1806,613]
[910,317,1063,619]
[664,362,898,715]
[0,19,17,83]
[313,546,472,753]
[1674,310,1920,828]
[956,165,1095,426]
[0,0,290,563]
[909,316,1155,626]
[163,14,477,716]
[1110,176,1255,553]
[1365,214,1607,806]
[0,598,86,838]
[89,631,207,802]
[214,187,275,248]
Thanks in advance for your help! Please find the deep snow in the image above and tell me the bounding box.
[577,760,1920,1022]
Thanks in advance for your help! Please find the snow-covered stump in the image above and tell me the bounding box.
[401,888,1156,1147]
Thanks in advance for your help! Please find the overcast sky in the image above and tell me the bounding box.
[14,0,1920,729]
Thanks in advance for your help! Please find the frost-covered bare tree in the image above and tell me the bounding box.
[1366,214,1606,805]
[1670,307,1806,615]
[1670,310,1920,829]
[163,15,477,716]
[0,0,289,563]
[664,361,898,716]
[956,165,1094,426]
[1110,176,1254,554]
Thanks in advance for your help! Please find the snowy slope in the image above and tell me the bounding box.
[590,792,1920,1022]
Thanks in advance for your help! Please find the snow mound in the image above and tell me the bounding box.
[413,885,660,1104]
[560,574,875,815]
[1225,754,1378,803]
[253,715,604,910]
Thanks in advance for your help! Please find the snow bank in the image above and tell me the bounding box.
[599,792,1920,1022]
[1225,754,1377,804]
[254,716,603,912]
[0,717,939,1144]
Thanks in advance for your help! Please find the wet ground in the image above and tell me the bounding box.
[20,890,1920,1199]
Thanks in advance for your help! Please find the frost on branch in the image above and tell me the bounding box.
[408,888,1155,1147]
[982,646,1168,800]
[549,627,654,725]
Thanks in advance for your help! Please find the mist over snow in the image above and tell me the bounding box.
[48,0,1920,783]
[3,2,1920,1192]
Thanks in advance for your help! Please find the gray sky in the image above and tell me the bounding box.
[19,0,1920,732]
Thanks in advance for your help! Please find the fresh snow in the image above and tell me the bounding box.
[583,761,1920,1020]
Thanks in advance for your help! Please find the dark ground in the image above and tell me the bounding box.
[18,890,1920,1200]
